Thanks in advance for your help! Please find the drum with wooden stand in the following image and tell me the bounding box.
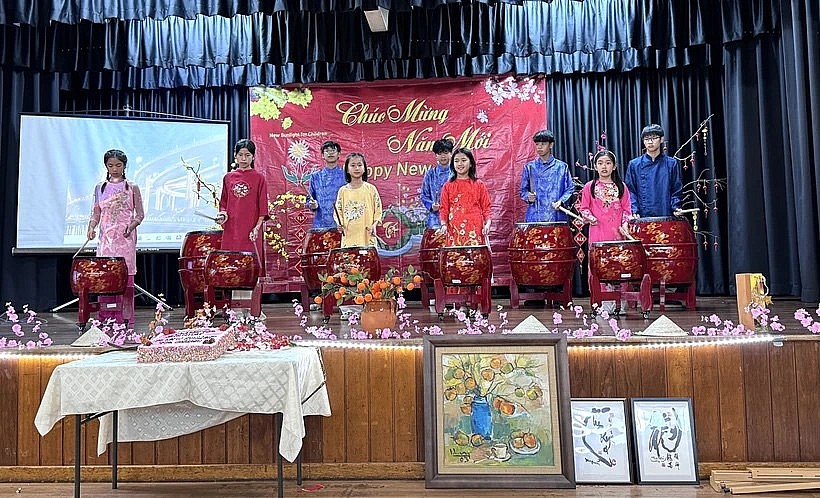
[70,256,128,331]
[419,227,447,307]
[629,216,698,310]
[204,250,262,316]
[508,222,575,308]
[178,230,223,317]
[434,245,493,319]
[588,240,652,318]
[299,227,342,308]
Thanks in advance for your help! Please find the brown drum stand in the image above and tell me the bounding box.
[203,250,263,317]
[434,246,493,319]
[419,228,447,309]
[299,227,342,309]
[588,240,653,318]
[178,230,224,317]
[629,216,698,311]
[507,222,575,309]
[70,256,129,331]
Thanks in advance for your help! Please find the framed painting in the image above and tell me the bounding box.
[570,398,633,484]
[630,398,699,485]
[423,334,574,488]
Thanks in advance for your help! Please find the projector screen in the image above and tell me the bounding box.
[15,114,229,253]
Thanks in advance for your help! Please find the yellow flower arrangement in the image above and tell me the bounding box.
[315,266,422,306]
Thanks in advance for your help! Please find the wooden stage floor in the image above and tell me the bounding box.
[40,295,815,346]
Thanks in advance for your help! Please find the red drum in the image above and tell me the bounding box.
[588,240,647,282]
[629,217,698,285]
[70,257,128,295]
[180,230,223,262]
[439,246,493,286]
[179,230,223,291]
[420,228,447,282]
[300,227,342,291]
[508,222,575,286]
[204,250,260,289]
[327,246,381,281]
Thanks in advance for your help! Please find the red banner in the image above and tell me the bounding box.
[250,76,547,292]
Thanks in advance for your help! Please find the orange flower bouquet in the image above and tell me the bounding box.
[316,265,422,306]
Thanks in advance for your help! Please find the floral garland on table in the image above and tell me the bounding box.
[0,303,51,349]
[182,303,293,351]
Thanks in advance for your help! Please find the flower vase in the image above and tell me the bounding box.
[359,298,397,333]
[471,395,493,440]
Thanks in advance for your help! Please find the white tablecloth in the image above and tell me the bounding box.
[35,347,330,462]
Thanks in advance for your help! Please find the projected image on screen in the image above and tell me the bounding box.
[17,114,229,252]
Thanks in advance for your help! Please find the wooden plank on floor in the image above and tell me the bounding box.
[368,348,394,462]
[768,341,800,461]
[718,345,747,462]
[750,467,820,478]
[729,481,820,494]
[321,348,346,463]
[392,348,418,462]
[691,344,721,462]
[742,343,773,461]
[0,358,19,465]
[344,348,370,462]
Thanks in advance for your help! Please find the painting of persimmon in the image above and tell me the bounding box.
[435,345,562,475]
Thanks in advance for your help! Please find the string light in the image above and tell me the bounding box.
[0,334,784,360]
[0,351,96,360]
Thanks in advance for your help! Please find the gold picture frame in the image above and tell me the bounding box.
[423,334,574,488]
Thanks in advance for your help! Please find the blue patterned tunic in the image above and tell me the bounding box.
[518,155,575,222]
[419,164,452,229]
[307,165,347,229]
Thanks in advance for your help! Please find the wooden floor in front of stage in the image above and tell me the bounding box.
[41,295,815,346]
[6,480,820,497]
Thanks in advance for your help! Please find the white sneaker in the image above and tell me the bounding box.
[309,303,320,311]
[340,311,352,321]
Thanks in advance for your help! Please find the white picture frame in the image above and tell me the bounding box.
[630,398,699,485]
[570,398,633,483]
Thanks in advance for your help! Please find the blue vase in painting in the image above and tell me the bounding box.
[471,396,493,440]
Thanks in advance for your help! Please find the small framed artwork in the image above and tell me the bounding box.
[570,398,633,483]
[423,334,575,489]
[630,398,699,485]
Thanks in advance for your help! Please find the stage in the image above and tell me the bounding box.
[1,296,819,486]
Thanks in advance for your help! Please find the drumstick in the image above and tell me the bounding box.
[619,225,638,241]
[528,164,536,210]
[557,205,585,222]
[675,208,700,215]
[72,239,90,259]
[194,210,218,221]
